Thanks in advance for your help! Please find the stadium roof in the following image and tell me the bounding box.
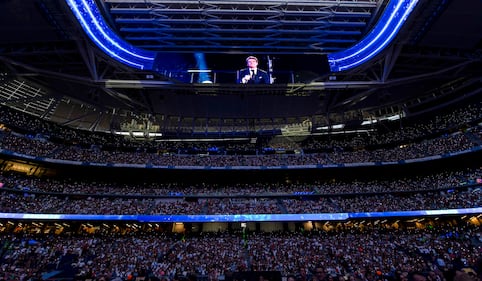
[0,0,480,133]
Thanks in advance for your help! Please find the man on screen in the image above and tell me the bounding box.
[238,56,270,84]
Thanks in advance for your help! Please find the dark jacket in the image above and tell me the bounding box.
[238,68,270,84]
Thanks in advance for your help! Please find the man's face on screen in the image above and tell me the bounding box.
[247,58,258,69]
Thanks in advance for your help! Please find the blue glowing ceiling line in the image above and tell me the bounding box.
[69,1,143,68]
[68,3,143,69]
[66,0,418,74]
[328,0,419,72]
[66,0,147,69]
[334,1,405,63]
[339,1,419,70]
[65,0,157,70]
[79,0,153,61]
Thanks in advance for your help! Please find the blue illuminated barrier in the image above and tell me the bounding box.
[65,0,419,73]
[0,208,480,222]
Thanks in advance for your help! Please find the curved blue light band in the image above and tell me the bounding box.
[328,0,419,72]
[65,0,157,70]
[65,0,418,74]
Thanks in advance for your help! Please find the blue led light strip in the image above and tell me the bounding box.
[65,0,418,74]
[0,207,480,222]
[65,0,157,70]
[328,0,419,72]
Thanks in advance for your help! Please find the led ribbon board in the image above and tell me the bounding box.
[328,0,419,72]
[1,207,481,222]
[65,0,157,70]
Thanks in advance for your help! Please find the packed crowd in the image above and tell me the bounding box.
[2,187,479,215]
[0,168,480,215]
[302,101,482,152]
[0,226,480,281]
[2,167,479,196]
[0,127,479,166]
[0,97,481,281]
[0,102,481,167]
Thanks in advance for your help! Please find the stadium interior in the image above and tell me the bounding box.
[0,0,481,280]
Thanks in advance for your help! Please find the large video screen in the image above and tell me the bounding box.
[154,53,330,84]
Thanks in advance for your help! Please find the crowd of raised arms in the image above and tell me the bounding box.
[0,101,481,167]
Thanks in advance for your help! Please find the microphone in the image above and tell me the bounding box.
[242,69,255,84]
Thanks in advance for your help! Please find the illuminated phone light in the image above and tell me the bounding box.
[328,0,419,72]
